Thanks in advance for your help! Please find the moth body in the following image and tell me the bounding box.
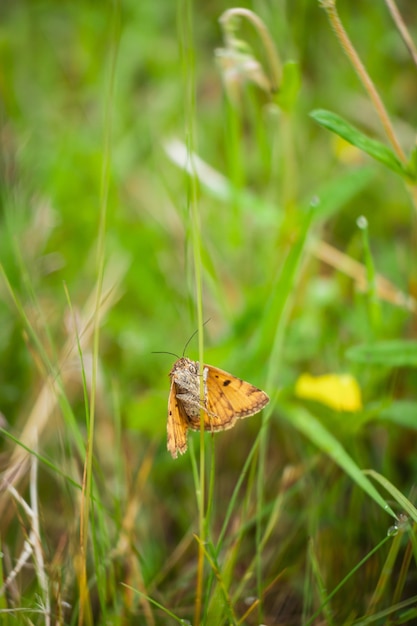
[169,357,206,419]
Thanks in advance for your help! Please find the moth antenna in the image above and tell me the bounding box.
[182,318,211,356]
[152,351,180,359]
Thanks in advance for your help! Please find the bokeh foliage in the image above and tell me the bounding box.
[1,1,417,624]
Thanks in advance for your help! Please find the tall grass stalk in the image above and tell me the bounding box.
[178,0,208,623]
[77,14,119,625]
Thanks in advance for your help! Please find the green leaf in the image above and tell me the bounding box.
[310,109,415,181]
[378,401,417,429]
[345,340,417,367]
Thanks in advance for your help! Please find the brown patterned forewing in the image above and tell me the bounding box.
[167,378,189,458]
[188,364,269,431]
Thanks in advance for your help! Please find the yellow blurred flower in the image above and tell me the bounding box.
[332,135,364,165]
[295,373,362,412]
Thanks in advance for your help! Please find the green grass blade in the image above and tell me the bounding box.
[346,340,417,367]
[364,470,417,523]
[280,403,396,518]
[310,109,414,180]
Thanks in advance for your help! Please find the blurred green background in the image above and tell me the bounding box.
[1,1,417,624]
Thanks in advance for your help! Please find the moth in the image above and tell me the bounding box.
[167,357,269,458]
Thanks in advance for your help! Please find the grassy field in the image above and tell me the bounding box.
[1,1,417,624]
